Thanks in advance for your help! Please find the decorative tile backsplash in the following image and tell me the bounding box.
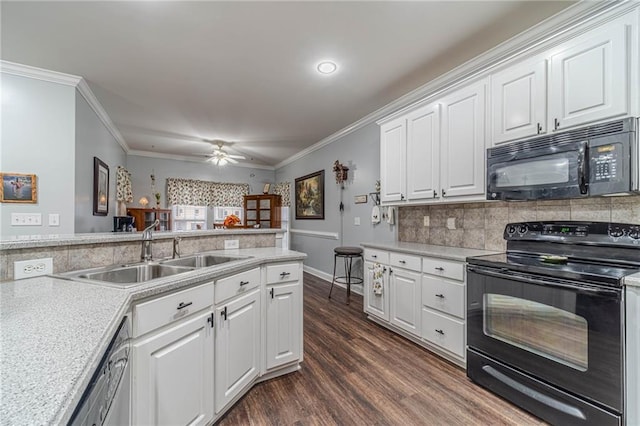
[398,195,640,251]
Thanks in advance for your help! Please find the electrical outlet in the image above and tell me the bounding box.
[447,217,457,230]
[11,213,42,226]
[423,216,430,227]
[224,239,239,250]
[14,258,53,280]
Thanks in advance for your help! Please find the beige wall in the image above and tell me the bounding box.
[398,196,640,252]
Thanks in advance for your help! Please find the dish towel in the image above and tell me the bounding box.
[372,263,384,296]
[371,205,381,224]
[387,206,396,225]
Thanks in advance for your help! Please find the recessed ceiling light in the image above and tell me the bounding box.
[317,61,337,75]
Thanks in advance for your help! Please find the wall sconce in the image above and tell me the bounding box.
[139,196,149,207]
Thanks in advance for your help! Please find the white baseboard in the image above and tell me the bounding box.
[303,265,363,296]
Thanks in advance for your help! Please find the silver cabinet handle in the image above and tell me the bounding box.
[177,302,192,310]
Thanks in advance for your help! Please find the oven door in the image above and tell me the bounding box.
[467,265,623,412]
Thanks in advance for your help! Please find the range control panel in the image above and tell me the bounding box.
[504,221,640,245]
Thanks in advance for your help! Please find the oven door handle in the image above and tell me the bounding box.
[467,265,620,296]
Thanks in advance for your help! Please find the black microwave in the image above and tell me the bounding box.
[487,118,639,201]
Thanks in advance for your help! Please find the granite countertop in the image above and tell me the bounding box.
[0,247,306,426]
[360,241,500,262]
[0,228,284,250]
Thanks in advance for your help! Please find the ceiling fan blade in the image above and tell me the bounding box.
[227,154,246,159]
[227,157,239,164]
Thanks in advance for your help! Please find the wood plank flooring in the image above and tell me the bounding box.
[217,273,546,425]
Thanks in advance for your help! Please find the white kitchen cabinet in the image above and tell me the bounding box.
[421,256,467,362]
[406,103,441,200]
[549,18,630,132]
[379,117,406,203]
[214,288,260,413]
[364,260,390,322]
[389,253,422,337]
[491,57,547,145]
[440,79,487,200]
[133,310,214,426]
[264,261,302,371]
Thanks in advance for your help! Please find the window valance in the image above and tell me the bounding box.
[166,178,249,207]
[273,182,291,207]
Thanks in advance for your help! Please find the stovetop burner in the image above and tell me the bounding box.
[467,221,640,287]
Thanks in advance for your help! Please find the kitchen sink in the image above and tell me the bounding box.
[160,254,246,268]
[59,263,194,288]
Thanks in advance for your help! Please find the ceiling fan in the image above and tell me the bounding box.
[203,140,246,166]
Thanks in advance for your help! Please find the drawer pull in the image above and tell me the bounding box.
[240,280,250,286]
[372,254,378,258]
[399,260,406,264]
[279,272,291,278]
[270,288,274,299]
[435,267,445,271]
[435,294,445,299]
[177,302,193,310]
[221,306,228,320]
[435,329,445,335]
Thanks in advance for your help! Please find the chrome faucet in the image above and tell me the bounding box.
[172,236,182,259]
[141,219,160,261]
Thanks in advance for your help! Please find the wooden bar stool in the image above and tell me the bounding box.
[328,246,363,304]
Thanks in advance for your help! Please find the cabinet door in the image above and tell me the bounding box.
[389,267,421,337]
[491,58,547,145]
[380,117,407,203]
[265,282,302,370]
[364,261,389,322]
[406,103,440,200]
[215,289,260,413]
[549,21,628,131]
[440,79,487,199]
[133,311,214,426]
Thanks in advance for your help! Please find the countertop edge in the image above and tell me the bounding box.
[360,241,500,262]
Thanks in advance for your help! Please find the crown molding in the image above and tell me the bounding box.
[75,79,129,153]
[1,60,130,153]
[0,60,81,86]
[275,0,628,170]
[127,150,275,171]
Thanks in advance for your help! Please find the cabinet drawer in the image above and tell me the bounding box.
[266,262,300,284]
[215,267,260,304]
[421,308,465,358]
[390,252,421,272]
[422,275,465,318]
[134,282,214,337]
[422,257,464,281]
[364,249,389,264]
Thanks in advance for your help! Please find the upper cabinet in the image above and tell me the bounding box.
[406,104,441,201]
[490,11,637,146]
[380,118,407,203]
[548,19,630,132]
[491,58,547,145]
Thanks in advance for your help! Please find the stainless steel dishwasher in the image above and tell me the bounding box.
[69,316,131,426]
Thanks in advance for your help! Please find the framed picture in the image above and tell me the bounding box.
[295,170,324,220]
[0,173,37,203]
[93,157,109,216]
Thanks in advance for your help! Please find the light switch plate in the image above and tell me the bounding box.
[354,217,360,226]
[446,217,456,230]
[423,216,430,227]
[11,213,42,226]
[14,258,53,280]
[48,213,60,226]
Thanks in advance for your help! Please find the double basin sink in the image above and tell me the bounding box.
[59,254,249,289]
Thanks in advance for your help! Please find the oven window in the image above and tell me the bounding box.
[493,153,570,188]
[484,294,588,371]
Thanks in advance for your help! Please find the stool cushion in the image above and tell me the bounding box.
[334,246,363,256]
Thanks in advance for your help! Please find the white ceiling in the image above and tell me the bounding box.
[1,1,574,168]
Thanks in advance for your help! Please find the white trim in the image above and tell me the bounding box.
[0,60,81,86]
[76,79,129,153]
[1,60,130,153]
[274,0,628,169]
[290,229,339,240]
[127,150,275,170]
[303,265,364,296]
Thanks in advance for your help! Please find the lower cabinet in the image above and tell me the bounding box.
[214,288,261,413]
[266,282,302,370]
[133,310,214,426]
[363,247,468,367]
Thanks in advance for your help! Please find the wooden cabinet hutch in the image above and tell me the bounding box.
[127,208,172,231]
[243,195,281,229]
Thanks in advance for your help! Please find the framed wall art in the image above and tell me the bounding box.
[295,170,324,220]
[93,157,109,216]
[0,173,37,203]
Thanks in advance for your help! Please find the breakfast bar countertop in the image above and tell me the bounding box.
[0,247,306,426]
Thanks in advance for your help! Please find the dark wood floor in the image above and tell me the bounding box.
[218,273,546,425]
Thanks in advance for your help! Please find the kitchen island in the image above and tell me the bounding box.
[0,245,305,425]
